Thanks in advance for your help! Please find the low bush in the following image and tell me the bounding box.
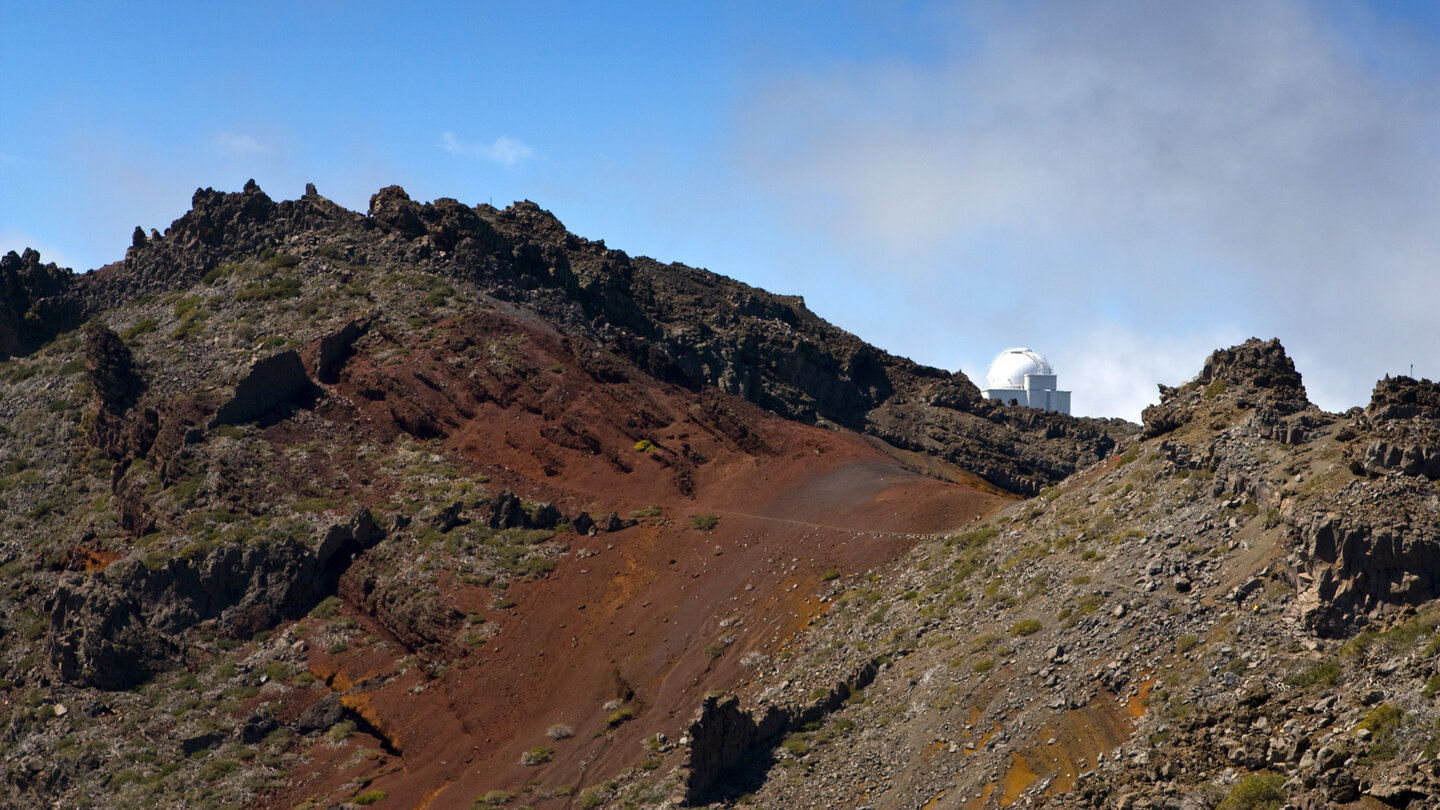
[1009,619,1042,637]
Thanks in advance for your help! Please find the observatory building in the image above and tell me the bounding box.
[980,348,1071,414]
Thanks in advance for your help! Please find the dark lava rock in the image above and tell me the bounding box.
[239,710,280,744]
[488,490,526,530]
[1367,375,1440,422]
[49,512,383,689]
[48,574,179,691]
[0,248,82,359]
[180,731,225,756]
[368,185,427,239]
[431,500,468,533]
[529,501,562,530]
[83,324,144,413]
[295,693,345,734]
[1143,338,1311,438]
[573,511,595,536]
[600,511,628,533]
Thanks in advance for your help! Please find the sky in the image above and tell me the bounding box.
[4,1,1440,422]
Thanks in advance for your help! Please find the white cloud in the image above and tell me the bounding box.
[1057,323,1249,423]
[440,132,536,167]
[211,132,266,157]
[737,0,1440,415]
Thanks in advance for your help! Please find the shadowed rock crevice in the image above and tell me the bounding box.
[211,350,320,427]
[682,660,878,804]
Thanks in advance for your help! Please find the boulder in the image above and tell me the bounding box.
[47,574,179,691]
[488,490,526,529]
[295,694,345,734]
[368,185,426,238]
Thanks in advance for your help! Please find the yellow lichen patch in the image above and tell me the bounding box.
[999,751,1039,804]
[960,782,995,810]
[338,692,400,753]
[1126,672,1155,719]
[1036,691,1139,796]
[919,787,947,809]
[965,723,999,755]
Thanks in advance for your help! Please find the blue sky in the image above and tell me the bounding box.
[5,1,1440,421]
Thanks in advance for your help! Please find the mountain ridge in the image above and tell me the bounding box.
[3,181,1130,496]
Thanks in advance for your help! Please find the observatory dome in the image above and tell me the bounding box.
[985,348,1054,390]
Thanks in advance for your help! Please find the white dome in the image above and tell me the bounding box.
[985,347,1054,389]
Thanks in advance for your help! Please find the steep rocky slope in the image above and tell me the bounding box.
[0,183,1127,809]
[668,339,1440,810]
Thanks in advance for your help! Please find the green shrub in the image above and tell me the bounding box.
[1009,619,1042,637]
[120,318,159,339]
[353,790,388,806]
[779,733,810,757]
[173,296,202,319]
[236,278,302,302]
[474,789,514,808]
[579,782,615,809]
[1285,660,1341,688]
[1217,771,1284,810]
[1423,674,1440,699]
[109,769,143,789]
[327,720,356,743]
[821,568,841,581]
[690,513,719,531]
[1358,703,1404,762]
[199,759,239,782]
[311,596,343,619]
[633,439,653,452]
[606,707,634,727]
[520,746,554,766]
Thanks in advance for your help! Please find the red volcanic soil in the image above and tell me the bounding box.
[260,304,1012,809]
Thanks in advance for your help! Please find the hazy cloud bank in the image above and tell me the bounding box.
[738,0,1440,417]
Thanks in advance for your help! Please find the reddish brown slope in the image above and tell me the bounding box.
[260,300,1010,809]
